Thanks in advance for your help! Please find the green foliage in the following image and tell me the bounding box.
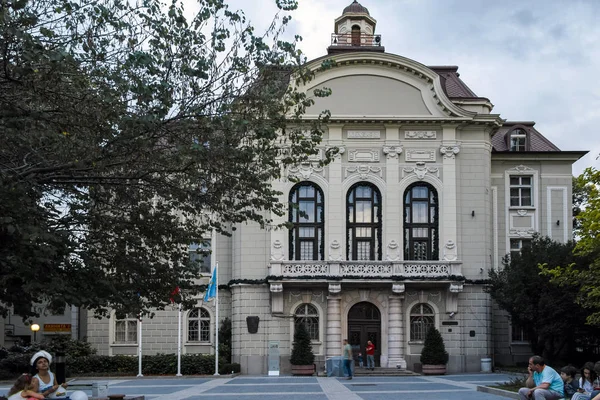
[0,0,332,319]
[420,328,448,365]
[543,168,600,326]
[489,235,600,363]
[218,318,232,365]
[218,362,240,375]
[290,323,314,366]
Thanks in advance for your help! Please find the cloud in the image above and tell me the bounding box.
[185,0,600,174]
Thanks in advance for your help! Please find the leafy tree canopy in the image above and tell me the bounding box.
[488,235,600,363]
[543,167,600,326]
[0,0,333,319]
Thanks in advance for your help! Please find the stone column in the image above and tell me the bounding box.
[387,284,407,369]
[326,284,342,357]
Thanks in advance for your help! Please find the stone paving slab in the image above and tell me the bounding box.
[1,373,522,400]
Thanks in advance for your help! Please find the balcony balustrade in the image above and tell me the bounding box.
[330,33,382,47]
[270,260,461,279]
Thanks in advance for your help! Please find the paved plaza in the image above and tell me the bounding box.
[1,373,517,400]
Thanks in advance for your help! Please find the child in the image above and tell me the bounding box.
[561,366,580,399]
[572,362,597,400]
[7,374,44,400]
[357,353,364,368]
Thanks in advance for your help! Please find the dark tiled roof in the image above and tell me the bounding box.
[429,66,478,98]
[492,122,561,152]
[343,1,370,15]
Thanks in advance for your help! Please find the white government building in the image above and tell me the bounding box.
[85,1,585,374]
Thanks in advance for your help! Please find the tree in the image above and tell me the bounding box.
[543,167,600,326]
[290,323,314,366]
[420,327,448,365]
[0,0,333,319]
[488,235,600,363]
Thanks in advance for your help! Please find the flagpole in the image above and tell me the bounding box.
[214,261,220,376]
[137,317,143,377]
[176,303,182,376]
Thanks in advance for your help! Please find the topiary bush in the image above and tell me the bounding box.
[290,323,314,366]
[420,327,449,365]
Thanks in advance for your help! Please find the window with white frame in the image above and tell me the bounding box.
[409,303,435,341]
[188,308,211,342]
[189,240,211,273]
[114,314,138,344]
[510,238,531,259]
[294,303,319,340]
[509,129,527,152]
[509,176,533,207]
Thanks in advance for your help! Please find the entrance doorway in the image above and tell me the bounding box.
[348,301,381,367]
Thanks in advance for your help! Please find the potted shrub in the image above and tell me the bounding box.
[290,323,315,375]
[420,327,449,375]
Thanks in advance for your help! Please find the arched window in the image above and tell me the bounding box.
[509,128,527,151]
[347,183,382,260]
[404,184,438,260]
[188,308,210,342]
[289,182,324,260]
[351,25,361,46]
[294,304,319,340]
[410,303,435,341]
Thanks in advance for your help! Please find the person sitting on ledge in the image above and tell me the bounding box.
[518,355,564,400]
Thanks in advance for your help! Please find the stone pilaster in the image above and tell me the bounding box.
[387,285,407,369]
[440,125,460,260]
[327,124,345,261]
[326,289,342,357]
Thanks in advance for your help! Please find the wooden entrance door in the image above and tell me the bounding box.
[348,302,381,367]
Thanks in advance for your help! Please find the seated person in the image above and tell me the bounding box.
[561,366,580,399]
[518,355,564,400]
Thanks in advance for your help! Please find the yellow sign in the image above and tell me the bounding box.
[44,324,71,332]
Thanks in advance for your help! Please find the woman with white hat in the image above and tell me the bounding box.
[30,351,68,398]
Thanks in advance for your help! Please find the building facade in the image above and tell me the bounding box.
[86,1,585,374]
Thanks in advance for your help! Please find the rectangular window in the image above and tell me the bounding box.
[189,240,211,273]
[511,322,530,342]
[509,176,533,207]
[510,135,527,152]
[510,238,531,258]
[114,315,137,344]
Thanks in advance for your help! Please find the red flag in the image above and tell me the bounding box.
[170,286,180,303]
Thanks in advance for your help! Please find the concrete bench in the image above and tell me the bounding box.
[67,382,109,398]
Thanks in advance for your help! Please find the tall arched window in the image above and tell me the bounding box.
[404,184,438,260]
[347,183,382,260]
[351,25,361,46]
[188,308,210,342]
[410,303,435,341]
[289,183,324,260]
[294,303,319,340]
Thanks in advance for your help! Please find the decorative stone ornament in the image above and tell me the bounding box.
[443,240,458,261]
[328,283,341,294]
[270,240,285,261]
[382,145,403,159]
[439,144,461,159]
[392,283,405,294]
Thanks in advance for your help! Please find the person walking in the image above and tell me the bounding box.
[342,339,353,380]
[366,340,376,371]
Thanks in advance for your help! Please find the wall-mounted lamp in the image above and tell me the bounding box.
[449,312,456,319]
[471,210,475,217]
[556,220,560,226]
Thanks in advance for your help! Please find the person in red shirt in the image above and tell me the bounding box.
[366,340,375,370]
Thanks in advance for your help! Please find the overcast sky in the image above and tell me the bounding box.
[210,0,600,176]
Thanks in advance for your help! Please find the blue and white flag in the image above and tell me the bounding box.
[203,264,217,302]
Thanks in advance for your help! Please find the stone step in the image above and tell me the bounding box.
[354,368,419,376]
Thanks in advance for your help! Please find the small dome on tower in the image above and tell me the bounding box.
[343,0,369,15]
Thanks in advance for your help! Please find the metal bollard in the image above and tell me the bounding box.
[55,351,66,384]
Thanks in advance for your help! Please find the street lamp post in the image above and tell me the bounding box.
[31,323,40,342]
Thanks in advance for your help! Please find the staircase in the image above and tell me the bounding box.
[354,368,420,377]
